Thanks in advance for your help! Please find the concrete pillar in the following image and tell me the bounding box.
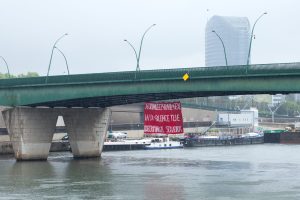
[62,108,111,158]
[2,107,58,161]
[0,106,8,129]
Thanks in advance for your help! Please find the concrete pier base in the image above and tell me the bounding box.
[1,107,111,161]
[2,107,58,161]
[62,108,111,158]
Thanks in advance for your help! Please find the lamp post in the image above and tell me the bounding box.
[0,56,10,78]
[46,33,68,83]
[268,101,284,123]
[124,39,138,67]
[212,30,228,68]
[54,47,70,75]
[124,24,156,72]
[246,12,267,69]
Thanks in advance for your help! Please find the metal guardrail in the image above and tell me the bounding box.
[1,62,300,88]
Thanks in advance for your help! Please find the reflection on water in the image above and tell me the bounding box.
[144,176,185,200]
[0,153,113,199]
[0,145,300,199]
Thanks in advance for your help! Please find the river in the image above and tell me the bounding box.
[0,144,300,199]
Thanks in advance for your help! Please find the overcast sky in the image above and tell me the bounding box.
[0,0,299,76]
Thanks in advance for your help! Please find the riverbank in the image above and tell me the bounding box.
[0,133,68,154]
[0,134,150,154]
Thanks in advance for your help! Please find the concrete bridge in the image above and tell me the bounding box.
[1,62,300,161]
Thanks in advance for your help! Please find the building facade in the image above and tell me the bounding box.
[217,107,258,128]
[271,94,285,106]
[205,15,251,67]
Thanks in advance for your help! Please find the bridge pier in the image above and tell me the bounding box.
[1,107,111,161]
[62,108,111,158]
[2,107,58,161]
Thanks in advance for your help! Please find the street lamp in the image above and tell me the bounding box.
[124,39,138,68]
[54,47,70,75]
[212,30,228,68]
[46,33,68,83]
[124,24,156,72]
[268,101,284,123]
[246,12,267,68]
[0,56,10,78]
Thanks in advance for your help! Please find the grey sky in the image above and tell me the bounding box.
[0,0,299,75]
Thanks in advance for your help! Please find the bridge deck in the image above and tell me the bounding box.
[0,62,300,107]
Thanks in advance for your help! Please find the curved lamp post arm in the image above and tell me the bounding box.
[246,12,267,67]
[124,39,139,79]
[212,30,228,68]
[137,24,156,71]
[124,39,138,63]
[0,56,10,78]
[46,33,68,83]
[53,33,68,47]
[54,47,70,75]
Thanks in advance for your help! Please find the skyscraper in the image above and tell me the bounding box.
[205,15,251,67]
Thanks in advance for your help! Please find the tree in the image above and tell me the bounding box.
[277,101,300,117]
[17,72,39,78]
[0,73,13,79]
[0,72,39,79]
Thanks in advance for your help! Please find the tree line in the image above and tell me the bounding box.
[0,72,39,79]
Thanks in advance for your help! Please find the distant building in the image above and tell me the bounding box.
[217,107,258,128]
[291,94,300,102]
[271,94,285,106]
[205,15,251,67]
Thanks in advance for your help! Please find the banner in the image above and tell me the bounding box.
[144,102,184,134]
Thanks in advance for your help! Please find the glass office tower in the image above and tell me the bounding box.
[205,15,250,67]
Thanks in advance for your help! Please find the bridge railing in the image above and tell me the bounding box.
[1,62,300,88]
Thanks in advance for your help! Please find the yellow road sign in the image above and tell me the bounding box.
[183,73,189,81]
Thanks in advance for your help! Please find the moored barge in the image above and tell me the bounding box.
[183,134,264,147]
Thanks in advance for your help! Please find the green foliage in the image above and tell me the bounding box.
[181,95,300,118]
[277,101,300,117]
[17,72,39,78]
[0,72,39,79]
[0,73,11,79]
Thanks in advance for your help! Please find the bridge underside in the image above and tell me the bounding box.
[27,91,285,108]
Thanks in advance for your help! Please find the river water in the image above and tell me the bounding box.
[0,144,300,199]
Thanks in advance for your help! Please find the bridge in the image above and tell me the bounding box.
[2,62,300,107]
[1,62,300,161]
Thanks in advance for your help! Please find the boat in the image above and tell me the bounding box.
[241,132,262,138]
[144,137,184,150]
[183,133,264,147]
[103,138,152,151]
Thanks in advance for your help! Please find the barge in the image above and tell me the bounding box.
[103,139,150,151]
[264,130,300,144]
[183,134,264,147]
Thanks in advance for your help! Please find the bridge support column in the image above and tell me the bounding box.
[62,108,111,158]
[2,107,58,161]
[0,106,9,130]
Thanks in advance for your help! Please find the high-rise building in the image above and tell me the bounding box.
[205,15,251,67]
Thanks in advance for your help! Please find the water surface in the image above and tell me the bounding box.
[0,144,300,199]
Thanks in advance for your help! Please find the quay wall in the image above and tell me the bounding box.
[0,140,71,155]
